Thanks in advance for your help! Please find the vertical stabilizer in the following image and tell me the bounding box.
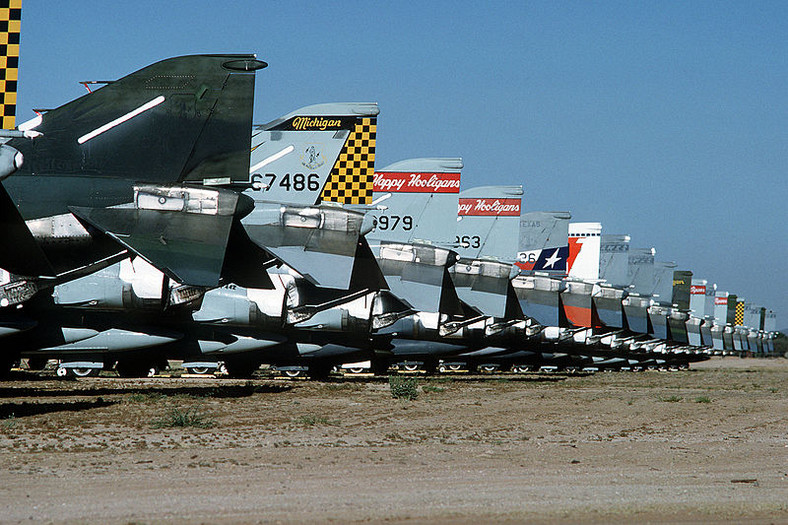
[714,291,729,325]
[455,185,522,261]
[317,113,376,205]
[250,103,379,206]
[516,211,571,275]
[599,234,631,288]
[627,248,655,295]
[689,279,708,317]
[734,299,745,327]
[672,270,692,310]
[0,0,20,130]
[369,157,462,245]
[567,222,602,281]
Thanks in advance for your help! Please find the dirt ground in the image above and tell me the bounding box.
[0,357,786,524]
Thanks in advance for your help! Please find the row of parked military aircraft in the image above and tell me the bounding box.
[0,47,779,378]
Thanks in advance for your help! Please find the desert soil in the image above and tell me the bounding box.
[0,357,786,524]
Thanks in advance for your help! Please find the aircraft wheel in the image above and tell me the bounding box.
[448,364,462,371]
[71,367,99,377]
[284,370,303,378]
[308,365,332,380]
[403,363,420,372]
[186,367,212,375]
[116,360,154,378]
[438,365,447,373]
[348,367,365,374]
[0,357,15,378]
[223,360,260,378]
[26,358,48,371]
[371,361,391,376]
[56,366,68,377]
[479,365,497,373]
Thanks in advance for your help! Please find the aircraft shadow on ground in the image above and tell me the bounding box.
[0,399,117,419]
[0,383,292,400]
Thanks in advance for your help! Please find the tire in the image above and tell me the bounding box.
[186,367,211,375]
[0,357,15,378]
[284,370,302,378]
[71,367,99,377]
[371,361,390,376]
[448,364,462,371]
[308,366,332,380]
[26,358,48,371]
[479,365,497,373]
[403,363,419,372]
[348,367,365,374]
[115,360,155,378]
[223,360,260,378]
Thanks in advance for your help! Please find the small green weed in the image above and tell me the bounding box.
[1,414,16,431]
[694,396,712,403]
[422,385,445,393]
[152,406,214,429]
[294,414,339,426]
[660,395,683,403]
[389,375,419,400]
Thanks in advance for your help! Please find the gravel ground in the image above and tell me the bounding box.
[0,357,786,524]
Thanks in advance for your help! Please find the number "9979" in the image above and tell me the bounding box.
[377,215,413,231]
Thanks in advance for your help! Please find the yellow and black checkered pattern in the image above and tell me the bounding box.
[319,116,376,204]
[735,301,744,326]
[0,0,20,130]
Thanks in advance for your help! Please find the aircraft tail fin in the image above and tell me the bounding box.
[369,157,462,245]
[314,110,377,205]
[516,211,571,275]
[0,1,20,131]
[0,2,53,280]
[455,185,522,261]
[10,54,264,186]
[250,103,379,205]
[566,222,602,281]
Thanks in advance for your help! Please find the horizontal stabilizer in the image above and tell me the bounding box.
[70,206,233,288]
[244,204,384,290]
[451,259,516,318]
[377,242,461,314]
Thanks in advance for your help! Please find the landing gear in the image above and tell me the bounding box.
[185,366,212,375]
[56,366,100,378]
[26,358,49,371]
[115,360,159,378]
[370,360,391,376]
[0,356,16,378]
[223,358,260,378]
[307,364,332,380]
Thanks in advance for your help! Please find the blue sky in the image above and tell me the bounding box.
[16,1,787,325]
